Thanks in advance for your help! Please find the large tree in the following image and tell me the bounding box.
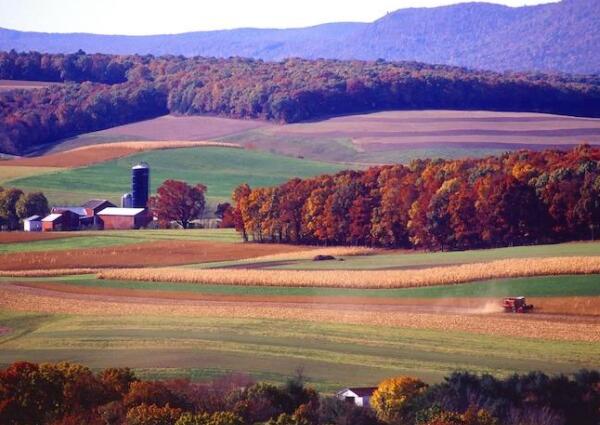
[15,192,49,221]
[149,180,206,229]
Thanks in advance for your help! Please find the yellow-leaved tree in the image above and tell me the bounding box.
[371,376,428,424]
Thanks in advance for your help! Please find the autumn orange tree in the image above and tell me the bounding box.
[233,145,600,250]
[149,180,206,229]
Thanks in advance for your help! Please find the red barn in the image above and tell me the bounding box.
[97,207,149,230]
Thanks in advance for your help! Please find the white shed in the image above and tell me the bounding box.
[336,387,377,407]
[23,215,42,232]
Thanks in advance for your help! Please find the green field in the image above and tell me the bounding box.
[1,311,597,392]
[5,274,600,298]
[263,242,600,270]
[6,147,347,205]
[0,229,240,253]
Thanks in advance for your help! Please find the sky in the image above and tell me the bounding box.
[0,0,559,35]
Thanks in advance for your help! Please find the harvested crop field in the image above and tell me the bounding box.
[0,241,306,271]
[5,141,241,168]
[47,115,272,153]
[98,257,600,289]
[271,110,600,146]
[224,110,600,164]
[9,281,600,317]
[0,283,597,342]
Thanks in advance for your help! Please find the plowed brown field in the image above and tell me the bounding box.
[6,141,241,168]
[0,240,306,270]
[0,284,597,342]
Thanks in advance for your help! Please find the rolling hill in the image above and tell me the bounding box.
[1,0,598,73]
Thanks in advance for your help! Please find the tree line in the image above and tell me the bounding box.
[1,361,598,425]
[2,50,600,155]
[232,145,600,250]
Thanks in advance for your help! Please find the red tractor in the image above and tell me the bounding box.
[503,297,534,313]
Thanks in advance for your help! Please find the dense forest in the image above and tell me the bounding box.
[1,361,598,425]
[232,145,600,250]
[2,50,600,155]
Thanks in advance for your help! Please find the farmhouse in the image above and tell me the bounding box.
[23,215,42,232]
[336,387,377,407]
[41,210,80,232]
[97,207,149,230]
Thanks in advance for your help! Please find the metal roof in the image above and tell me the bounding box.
[53,207,88,216]
[42,213,62,222]
[97,207,146,216]
[24,215,41,221]
[81,199,114,210]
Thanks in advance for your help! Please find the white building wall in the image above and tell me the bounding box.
[24,220,42,232]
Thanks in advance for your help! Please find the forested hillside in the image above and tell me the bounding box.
[233,145,600,250]
[0,0,598,73]
[2,50,600,155]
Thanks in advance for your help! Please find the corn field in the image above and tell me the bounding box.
[98,256,600,289]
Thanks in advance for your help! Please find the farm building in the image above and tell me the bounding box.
[336,387,377,407]
[81,199,116,227]
[97,207,149,230]
[41,210,81,232]
[81,199,116,215]
[23,215,42,232]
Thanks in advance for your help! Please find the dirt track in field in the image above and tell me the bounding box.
[5,141,241,168]
[11,281,600,317]
[0,241,306,270]
[0,283,597,342]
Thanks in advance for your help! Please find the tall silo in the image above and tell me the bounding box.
[131,163,150,208]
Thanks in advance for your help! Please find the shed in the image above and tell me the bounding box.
[336,387,378,407]
[97,207,148,230]
[41,211,80,232]
[23,215,42,232]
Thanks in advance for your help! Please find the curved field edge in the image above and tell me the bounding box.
[4,274,600,299]
[0,311,598,390]
[96,256,600,289]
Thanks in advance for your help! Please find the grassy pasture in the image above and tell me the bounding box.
[0,165,62,184]
[0,229,240,253]
[7,147,346,205]
[8,274,600,298]
[0,311,597,392]
[264,242,600,270]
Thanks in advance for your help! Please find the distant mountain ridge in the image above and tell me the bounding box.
[0,0,598,74]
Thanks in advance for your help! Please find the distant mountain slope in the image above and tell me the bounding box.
[1,0,598,74]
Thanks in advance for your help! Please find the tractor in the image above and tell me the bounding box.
[502,297,534,313]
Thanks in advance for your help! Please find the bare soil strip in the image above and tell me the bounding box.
[4,141,241,168]
[0,241,306,271]
[0,284,597,342]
